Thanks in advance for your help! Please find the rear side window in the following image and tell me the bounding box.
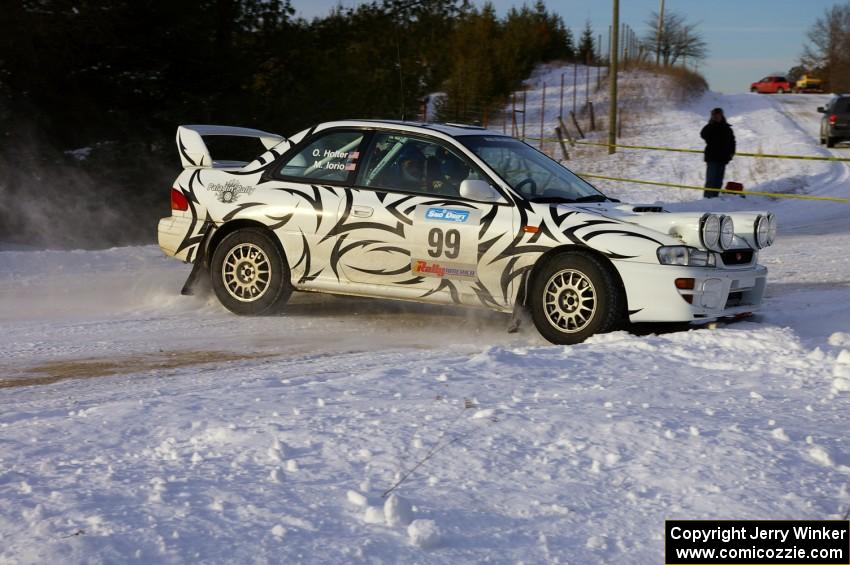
[278,130,365,182]
[357,132,483,197]
[833,98,850,113]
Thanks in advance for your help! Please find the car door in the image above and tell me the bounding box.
[258,128,369,288]
[331,130,515,310]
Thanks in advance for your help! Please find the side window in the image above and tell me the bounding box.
[357,133,481,197]
[278,130,364,182]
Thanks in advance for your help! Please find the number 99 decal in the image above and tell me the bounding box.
[427,228,461,259]
[413,206,481,279]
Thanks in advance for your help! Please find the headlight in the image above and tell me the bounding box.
[766,212,777,245]
[700,213,721,251]
[719,215,734,250]
[657,246,716,267]
[754,214,770,248]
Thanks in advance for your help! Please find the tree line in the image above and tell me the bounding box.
[791,1,850,91]
[1,0,596,155]
[0,0,596,247]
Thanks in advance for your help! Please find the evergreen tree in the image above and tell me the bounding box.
[577,21,595,64]
[562,25,576,61]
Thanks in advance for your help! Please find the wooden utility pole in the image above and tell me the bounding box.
[559,73,565,122]
[540,83,546,150]
[620,23,626,65]
[656,0,665,65]
[511,93,517,137]
[572,60,578,115]
[521,89,527,139]
[608,0,619,155]
[555,126,570,160]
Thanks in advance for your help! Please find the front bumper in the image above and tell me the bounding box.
[615,261,768,323]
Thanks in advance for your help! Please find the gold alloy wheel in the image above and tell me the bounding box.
[543,268,597,333]
[221,243,271,302]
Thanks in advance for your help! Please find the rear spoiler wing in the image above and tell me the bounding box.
[176,124,285,168]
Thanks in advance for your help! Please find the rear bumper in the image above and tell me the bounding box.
[615,261,768,323]
[157,215,195,262]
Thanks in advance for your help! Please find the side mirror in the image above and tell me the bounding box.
[817,106,825,113]
[460,179,501,202]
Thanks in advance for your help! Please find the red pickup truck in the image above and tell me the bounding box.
[750,76,793,94]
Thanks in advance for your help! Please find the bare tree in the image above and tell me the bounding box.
[801,3,850,92]
[642,11,707,67]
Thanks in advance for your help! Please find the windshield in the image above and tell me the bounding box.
[459,136,608,203]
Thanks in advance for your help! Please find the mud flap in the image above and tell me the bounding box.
[507,271,531,333]
[181,227,215,296]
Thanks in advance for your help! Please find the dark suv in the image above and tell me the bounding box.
[818,95,850,147]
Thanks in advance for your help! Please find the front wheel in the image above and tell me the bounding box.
[529,252,624,345]
[210,228,292,315]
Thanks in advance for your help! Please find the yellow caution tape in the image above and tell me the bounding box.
[576,172,850,203]
[525,137,850,163]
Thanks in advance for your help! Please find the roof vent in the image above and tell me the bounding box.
[443,122,486,130]
[632,206,664,213]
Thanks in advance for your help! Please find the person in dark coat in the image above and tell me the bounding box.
[700,108,736,198]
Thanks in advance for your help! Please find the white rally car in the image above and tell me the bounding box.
[158,121,775,344]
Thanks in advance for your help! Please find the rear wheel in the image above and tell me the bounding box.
[777,87,784,94]
[210,228,291,315]
[827,137,837,148]
[529,252,624,345]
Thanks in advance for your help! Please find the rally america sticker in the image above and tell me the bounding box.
[412,260,477,279]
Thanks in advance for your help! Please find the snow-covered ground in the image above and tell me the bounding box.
[2,67,850,563]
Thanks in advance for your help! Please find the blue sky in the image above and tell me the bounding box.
[289,0,836,93]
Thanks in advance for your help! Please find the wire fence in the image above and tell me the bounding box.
[419,64,609,145]
[417,64,850,203]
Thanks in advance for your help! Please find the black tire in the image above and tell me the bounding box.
[210,228,292,315]
[529,252,624,345]
[777,87,785,94]
[750,88,758,93]
[827,137,836,148]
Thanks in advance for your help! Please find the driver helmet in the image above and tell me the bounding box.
[440,150,469,182]
[398,146,426,184]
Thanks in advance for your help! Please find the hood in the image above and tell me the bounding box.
[560,202,771,251]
